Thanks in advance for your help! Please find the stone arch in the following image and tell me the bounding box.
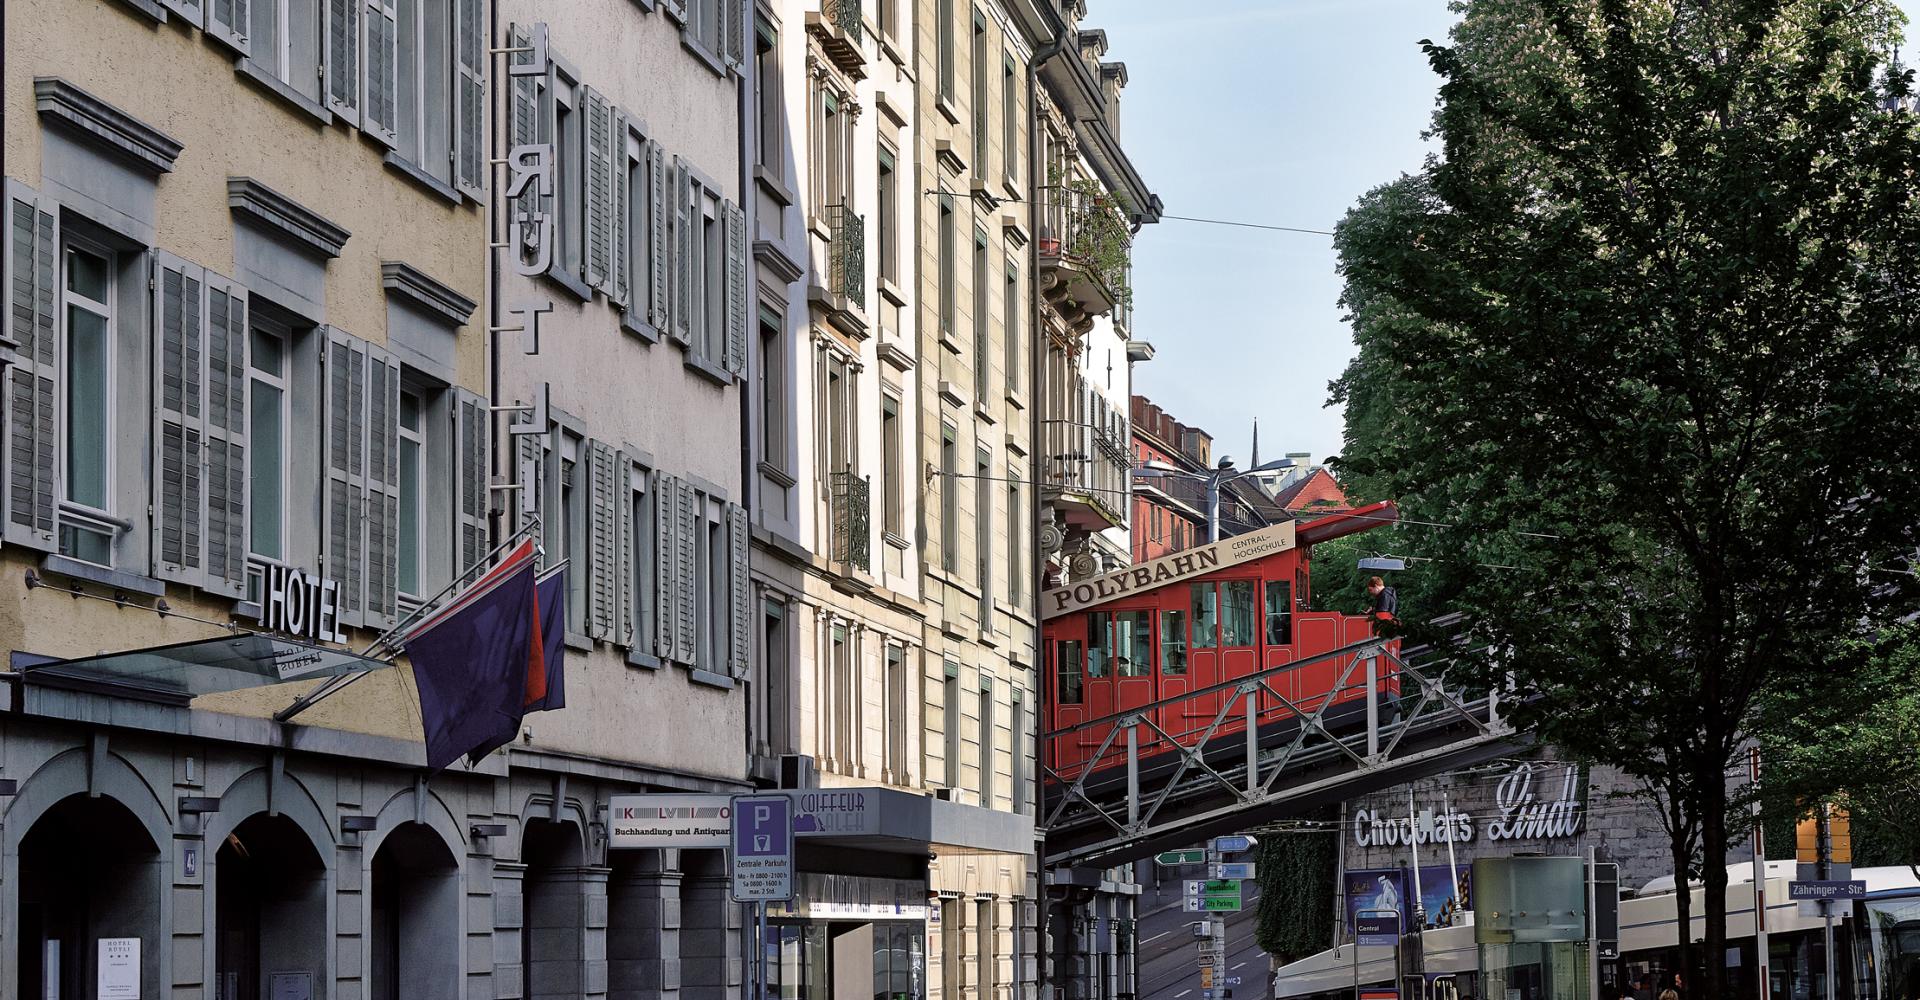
[358,782,469,1000]
[201,766,337,999]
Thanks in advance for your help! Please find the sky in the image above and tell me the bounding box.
[1105,0,1920,470]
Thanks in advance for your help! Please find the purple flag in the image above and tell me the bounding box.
[525,565,567,713]
[404,543,538,770]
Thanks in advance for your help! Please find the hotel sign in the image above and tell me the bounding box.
[1041,521,1297,619]
[244,564,346,644]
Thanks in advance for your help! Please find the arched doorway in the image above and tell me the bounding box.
[17,793,164,1000]
[522,817,590,1000]
[214,812,328,999]
[369,821,461,1000]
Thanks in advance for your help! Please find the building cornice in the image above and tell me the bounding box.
[227,176,351,258]
[34,77,183,175]
[381,261,477,326]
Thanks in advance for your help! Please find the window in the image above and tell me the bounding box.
[816,89,849,209]
[877,145,898,284]
[971,10,988,171]
[630,464,656,656]
[394,0,453,183]
[1011,695,1027,814]
[555,70,585,282]
[397,388,425,598]
[941,426,958,571]
[759,308,784,466]
[1161,610,1188,675]
[1003,55,1018,184]
[761,599,790,752]
[1007,475,1022,606]
[973,229,990,401]
[944,668,961,788]
[976,447,992,620]
[885,644,908,779]
[978,898,996,1000]
[1004,259,1019,398]
[1222,580,1256,646]
[881,393,903,536]
[832,622,851,766]
[877,0,895,41]
[700,194,725,362]
[559,432,587,635]
[937,0,955,101]
[1056,640,1083,704]
[822,353,855,475]
[249,322,288,562]
[60,241,113,565]
[1265,580,1293,645]
[755,17,781,177]
[978,687,994,806]
[623,127,653,322]
[251,0,323,102]
[696,492,725,667]
[1191,583,1218,650]
[1087,612,1110,678]
[938,197,956,338]
[691,0,722,56]
[1113,610,1150,677]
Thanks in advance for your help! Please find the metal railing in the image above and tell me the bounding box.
[1042,378,1130,527]
[827,203,866,309]
[829,470,871,573]
[1037,185,1131,299]
[823,0,862,41]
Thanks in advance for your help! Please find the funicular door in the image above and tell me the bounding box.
[1048,618,1092,773]
[1085,607,1157,750]
[1215,578,1261,740]
[1290,565,1346,717]
[1183,579,1260,747]
[1257,575,1298,732]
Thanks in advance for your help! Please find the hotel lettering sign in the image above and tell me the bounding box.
[1041,521,1297,619]
[244,564,347,644]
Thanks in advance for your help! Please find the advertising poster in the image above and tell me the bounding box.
[1345,866,1474,931]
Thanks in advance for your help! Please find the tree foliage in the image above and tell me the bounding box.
[1328,0,1920,993]
[1254,815,1339,964]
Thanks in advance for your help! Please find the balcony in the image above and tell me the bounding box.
[1043,379,1130,534]
[809,203,869,338]
[829,470,871,575]
[1038,184,1132,328]
[806,0,867,79]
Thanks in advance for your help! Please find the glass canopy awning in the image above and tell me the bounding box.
[21,633,392,704]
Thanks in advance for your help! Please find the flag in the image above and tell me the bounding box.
[404,541,539,770]
[525,564,567,713]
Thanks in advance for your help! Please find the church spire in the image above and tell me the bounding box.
[1251,417,1260,467]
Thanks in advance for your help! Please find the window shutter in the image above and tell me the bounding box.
[324,329,369,629]
[152,251,206,584]
[583,87,613,294]
[611,111,631,311]
[452,388,490,587]
[654,473,677,659]
[515,424,546,540]
[586,439,617,641]
[452,0,485,198]
[647,141,669,329]
[614,451,634,647]
[728,503,749,678]
[662,0,688,25]
[202,272,250,598]
[325,0,361,124]
[723,0,744,69]
[670,157,693,345]
[363,0,399,144]
[508,25,552,271]
[362,344,402,629]
[723,201,746,378]
[207,0,250,54]
[674,478,697,664]
[2,183,60,553]
[158,0,204,24]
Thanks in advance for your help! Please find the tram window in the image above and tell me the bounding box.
[1161,610,1188,675]
[1057,640,1083,703]
[1087,613,1111,678]
[1191,584,1218,649]
[1265,580,1293,645]
[1115,611,1151,677]
[1222,581,1257,646]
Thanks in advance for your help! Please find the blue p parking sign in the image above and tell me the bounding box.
[730,795,794,901]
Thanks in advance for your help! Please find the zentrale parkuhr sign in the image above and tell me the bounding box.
[1042,521,1298,620]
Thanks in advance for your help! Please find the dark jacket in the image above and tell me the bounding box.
[1370,586,1399,617]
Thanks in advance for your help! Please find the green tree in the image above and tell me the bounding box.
[1328,2,1920,994]
[1253,814,1339,964]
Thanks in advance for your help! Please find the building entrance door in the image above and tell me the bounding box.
[16,793,164,1000]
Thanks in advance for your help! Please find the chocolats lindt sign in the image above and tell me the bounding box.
[1351,762,1585,848]
[1041,521,1298,619]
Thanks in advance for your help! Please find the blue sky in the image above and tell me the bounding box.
[1108,0,1920,470]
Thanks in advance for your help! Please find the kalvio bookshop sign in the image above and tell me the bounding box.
[607,794,733,849]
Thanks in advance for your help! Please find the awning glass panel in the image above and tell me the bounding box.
[23,633,389,701]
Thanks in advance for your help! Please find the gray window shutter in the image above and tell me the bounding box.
[325,0,361,124]
[670,156,693,345]
[647,141,669,330]
[611,111,631,311]
[654,472,677,659]
[724,0,745,69]
[158,0,204,24]
[723,201,746,378]
[363,344,402,629]
[207,0,250,54]
[728,503,749,678]
[363,0,399,145]
[675,477,697,664]
[614,450,634,647]
[662,0,688,26]
[203,272,250,598]
[508,25,552,271]
[153,251,206,582]
[324,329,368,628]
[3,182,60,553]
[452,388,490,587]
[515,425,546,540]
[584,87,615,294]
[453,0,485,198]
[586,439,616,641]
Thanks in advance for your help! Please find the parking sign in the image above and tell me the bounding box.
[731,795,794,901]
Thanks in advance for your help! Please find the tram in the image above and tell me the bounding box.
[1041,501,1403,779]
[1273,862,1920,1000]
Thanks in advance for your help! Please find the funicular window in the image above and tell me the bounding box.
[1114,611,1151,676]
[1265,580,1292,645]
[1087,612,1111,678]
[1191,584,1218,649]
[1296,566,1310,611]
[1222,581,1257,646]
[1160,610,1187,675]
[1056,640,1083,703]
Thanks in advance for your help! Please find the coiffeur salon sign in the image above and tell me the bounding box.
[1041,521,1298,619]
[1351,762,1585,848]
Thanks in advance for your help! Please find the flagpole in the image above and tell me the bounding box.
[273,516,543,725]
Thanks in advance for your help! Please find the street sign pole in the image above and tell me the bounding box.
[1819,802,1835,1000]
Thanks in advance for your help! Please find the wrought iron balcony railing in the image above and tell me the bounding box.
[827,203,866,310]
[830,469,871,573]
[824,0,862,43]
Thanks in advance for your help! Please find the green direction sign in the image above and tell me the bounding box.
[1199,896,1243,912]
[1197,879,1239,895]
[1156,850,1206,866]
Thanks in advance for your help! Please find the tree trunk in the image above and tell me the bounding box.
[1699,777,1731,1000]
[1665,790,1694,997]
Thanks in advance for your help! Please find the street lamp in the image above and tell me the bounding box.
[1131,456,1297,543]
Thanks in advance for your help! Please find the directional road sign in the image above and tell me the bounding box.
[1156,849,1207,866]
[1184,895,1243,912]
[729,794,793,901]
[1186,879,1241,897]
[1212,862,1256,880]
[1211,835,1257,854]
[1788,880,1866,901]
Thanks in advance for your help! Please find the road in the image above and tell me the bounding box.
[1134,868,1270,1000]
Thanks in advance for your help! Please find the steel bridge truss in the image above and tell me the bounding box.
[1040,637,1522,869]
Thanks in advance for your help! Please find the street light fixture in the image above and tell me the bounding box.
[1131,457,1298,542]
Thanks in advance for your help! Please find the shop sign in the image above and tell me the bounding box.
[1352,762,1584,847]
[791,788,876,837]
[608,794,732,849]
[98,937,140,999]
[244,564,346,644]
[1042,522,1296,619]
[764,899,931,920]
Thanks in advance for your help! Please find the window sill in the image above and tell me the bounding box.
[879,32,908,70]
[111,0,169,21]
[39,554,166,598]
[684,351,735,387]
[806,214,832,244]
[877,275,907,307]
[755,166,796,208]
[939,331,963,356]
[1005,389,1026,411]
[884,530,911,551]
[621,309,662,344]
[1003,175,1021,204]
[935,93,961,126]
[234,59,333,127]
[688,667,736,690]
[975,399,996,425]
[565,630,592,652]
[759,461,798,489]
[626,648,663,670]
[682,35,729,78]
[539,262,593,303]
[382,152,464,206]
